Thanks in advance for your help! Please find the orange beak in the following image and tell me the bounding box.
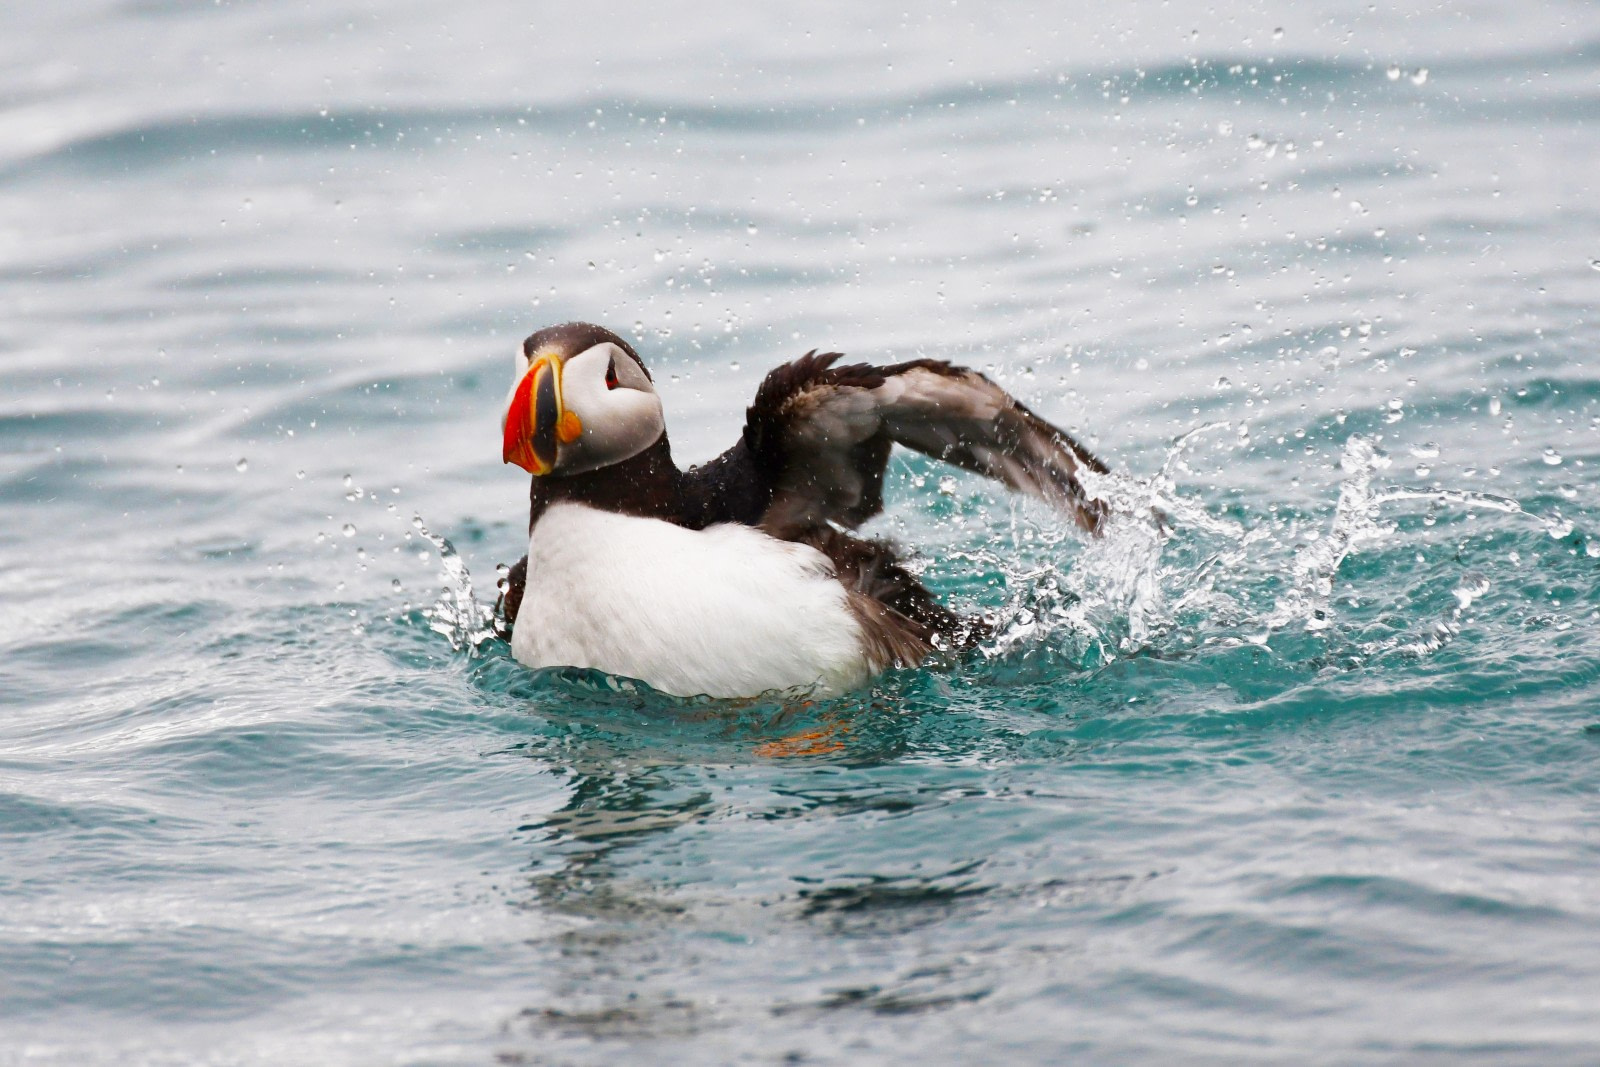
[503,355,584,475]
[503,357,559,475]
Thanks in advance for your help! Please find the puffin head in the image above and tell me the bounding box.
[501,322,664,477]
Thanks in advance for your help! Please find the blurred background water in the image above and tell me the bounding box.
[3,0,1599,1062]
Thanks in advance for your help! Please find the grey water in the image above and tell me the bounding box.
[3,0,1599,1063]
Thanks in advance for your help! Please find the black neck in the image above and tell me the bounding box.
[528,434,685,530]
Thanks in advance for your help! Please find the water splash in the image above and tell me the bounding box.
[981,422,1249,665]
[413,515,496,653]
[978,429,1584,673]
[1263,435,1391,632]
[1373,486,1574,540]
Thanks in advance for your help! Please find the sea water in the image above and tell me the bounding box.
[3,0,1599,1062]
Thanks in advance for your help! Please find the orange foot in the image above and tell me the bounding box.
[754,718,850,758]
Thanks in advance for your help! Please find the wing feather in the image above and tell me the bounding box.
[746,354,1107,537]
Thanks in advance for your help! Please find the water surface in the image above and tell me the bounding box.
[3,1,1599,1062]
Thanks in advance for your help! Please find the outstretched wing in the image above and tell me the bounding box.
[742,352,1109,538]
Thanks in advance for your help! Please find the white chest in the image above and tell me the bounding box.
[510,503,872,698]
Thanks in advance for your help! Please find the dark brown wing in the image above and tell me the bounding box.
[800,526,987,654]
[493,555,527,636]
[743,352,1108,539]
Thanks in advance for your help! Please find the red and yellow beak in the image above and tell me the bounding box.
[503,354,583,475]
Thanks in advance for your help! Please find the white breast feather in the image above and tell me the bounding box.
[511,503,872,698]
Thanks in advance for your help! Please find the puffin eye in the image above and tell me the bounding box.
[605,359,619,390]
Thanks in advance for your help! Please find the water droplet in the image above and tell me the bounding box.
[342,523,357,537]
[1590,259,1600,271]
[1410,442,1440,459]
[1488,396,1502,416]
[1413,464,1431,478]
[296,470,306,480]
[1386,65,1402,81]
[343,474,353,488]
[937,476,958,496]
[1272,26,1284,39]
[1409,68,1428,85]
[412,515,425,529]
[1543,448,1563,466]
[391,578,403,592]
[235,458,249,472]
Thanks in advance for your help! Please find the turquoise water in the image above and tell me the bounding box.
[4,1,1599,1062]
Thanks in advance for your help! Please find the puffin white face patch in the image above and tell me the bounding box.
[547,342,665,475]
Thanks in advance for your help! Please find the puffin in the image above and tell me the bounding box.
[496,321,1108,699]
